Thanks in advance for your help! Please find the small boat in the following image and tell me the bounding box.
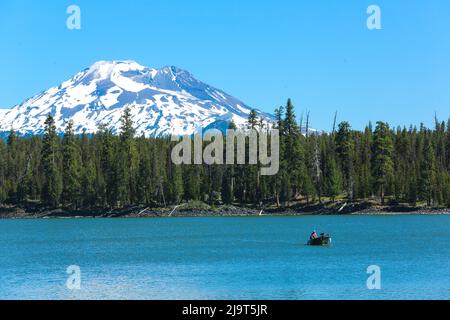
[307,233,331,246]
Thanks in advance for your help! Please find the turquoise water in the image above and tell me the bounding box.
[0,216,449,300]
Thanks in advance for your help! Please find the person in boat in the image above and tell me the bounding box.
[310,230,318,240]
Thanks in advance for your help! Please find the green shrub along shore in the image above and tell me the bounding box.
[1,99,450,218]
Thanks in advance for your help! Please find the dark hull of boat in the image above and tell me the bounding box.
[308,236,331,246]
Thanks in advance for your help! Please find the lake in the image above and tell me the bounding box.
[0,215,449,300]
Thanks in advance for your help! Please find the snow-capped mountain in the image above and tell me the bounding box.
[0,60,275,137]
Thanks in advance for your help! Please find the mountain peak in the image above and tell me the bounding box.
[0,61,274,137]
[78,60,147,81]
[160,65,190,75]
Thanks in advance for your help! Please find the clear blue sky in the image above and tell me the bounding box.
[1,0,449,130]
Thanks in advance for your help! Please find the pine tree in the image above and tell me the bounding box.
[336,122,355,200]
[0,137,6,203]
[443,171,450,207]
[246,110,261,204]
[372,121,394,204]
[62,121,81,208]
[98,124,116,207]
[81,158,97,207]
[116,107,138,206]
[7,129,17,147]
[312,138,323,202]
[419,135,436,206]
[323,151,341,201]
[136,139,153,205]
[167,158,184,204]
[221,121,236,205]
[247,109,258,129]
[446,118,450,170]
[283,99,307,203]
[272,106,285,206]
[358,126,373,199]
[407,174,418,206]
[221,168,233,205]
[41,115,62,207]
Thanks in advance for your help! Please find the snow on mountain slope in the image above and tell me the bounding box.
[0,60,275,137]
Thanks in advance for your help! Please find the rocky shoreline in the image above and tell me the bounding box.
[0,202,449,219]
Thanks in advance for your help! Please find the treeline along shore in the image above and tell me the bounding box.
[1,99,450,218]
